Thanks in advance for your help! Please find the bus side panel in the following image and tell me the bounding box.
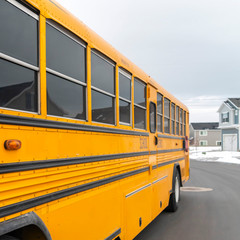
[37,181,122,240]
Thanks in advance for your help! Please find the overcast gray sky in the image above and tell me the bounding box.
[57,0,240,122]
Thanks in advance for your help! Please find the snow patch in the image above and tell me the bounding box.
[190,147,240,165]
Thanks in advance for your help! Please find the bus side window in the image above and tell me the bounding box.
[164,98,170,133]
[0,0,39,113]
[119,69,131,125]
[134,78,146,130]
[157,93,163,132]
[91,51,115,125]
[46,22,86,120]
[149,102,156,133]
[180,108,183,135]
[171,103,176,135]
[176,106,180,135]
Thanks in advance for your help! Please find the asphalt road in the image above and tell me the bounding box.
[134,160,240,240]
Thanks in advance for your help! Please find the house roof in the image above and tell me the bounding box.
[229,98,240,108]
[191,122,219,130]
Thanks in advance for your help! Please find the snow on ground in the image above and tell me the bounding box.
[190,146,240,165]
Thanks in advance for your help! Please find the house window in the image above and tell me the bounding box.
[221,112,229,123]
[216,141,221,146]
[199,140,208,146]
[199,130,208,136]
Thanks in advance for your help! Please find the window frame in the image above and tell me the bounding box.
[157,93,163,133]
[91,50,116,126]
[221,112,229,123]
[46,20,87,121]
[134,78,146,130]
[171,102,175,135]
[180,108,183,136]
[199,130,208,136]
[176,106,180,135]
[149,101,156,133]
[164,97,170,134]
[118,68,132,126]
[0,0,40,114]
[199,140,208,146]
[183,111,186,136]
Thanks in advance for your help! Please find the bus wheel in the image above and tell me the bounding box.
[166,170,180,212]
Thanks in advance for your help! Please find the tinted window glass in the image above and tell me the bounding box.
[164,98,170,118]
[119,72,131,100]
[150,102,156,133]
[176,123,179,135]
[134,79,146,107]
[46,24,86,82]
[47,73,85,119]
[157,115,163,132]
[164,118,170,133]
[91,52,115,94]
[180,109,183,123]
[119,100,130,124]
[92,90,114,124]
[171,103,175,120]
[0,0,38,66]
[157,93,163,114]
[176,107,179,121]
[0,58,37,112]
[134,106,146,129]
[172,120,175,134]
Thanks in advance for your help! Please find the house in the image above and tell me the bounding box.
[190,122,221,147]
[217,98,240,151]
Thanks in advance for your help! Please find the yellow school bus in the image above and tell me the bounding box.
[0,0,189,239]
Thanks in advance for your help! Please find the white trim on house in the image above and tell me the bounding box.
[217,102,232,113]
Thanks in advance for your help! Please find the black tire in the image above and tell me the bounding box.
[0,235,20,240]
[166,170,180,212]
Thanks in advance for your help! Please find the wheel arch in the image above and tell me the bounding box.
[0,212,52,240]
[173,163,183,187]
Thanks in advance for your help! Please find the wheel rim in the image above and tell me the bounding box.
[175,176,180,203]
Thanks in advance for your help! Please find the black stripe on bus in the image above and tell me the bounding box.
[0,149,184,174]
[0,167,149,219]
[151,157,185,169]
[105,228,121,240]
[158,134,184,140]
[0,156,185,218]
[0,114,149,136]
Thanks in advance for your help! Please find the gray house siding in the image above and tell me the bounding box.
[194,130,221,146]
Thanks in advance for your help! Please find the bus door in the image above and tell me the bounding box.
[148,84,158,172]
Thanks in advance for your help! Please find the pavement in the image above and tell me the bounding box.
[134,160,240,240]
